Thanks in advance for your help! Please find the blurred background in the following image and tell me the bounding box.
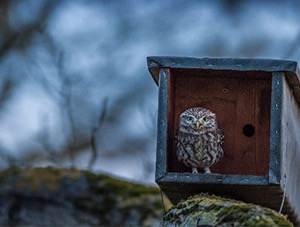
[0,0,299,184]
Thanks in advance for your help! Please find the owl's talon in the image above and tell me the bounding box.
[204,167,211,174]
[192,167,198,174]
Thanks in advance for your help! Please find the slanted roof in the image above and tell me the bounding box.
[147,56,300,105]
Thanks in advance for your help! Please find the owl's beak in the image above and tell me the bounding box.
[196,121,201,129]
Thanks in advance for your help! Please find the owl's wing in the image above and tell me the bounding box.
[217,128,225,145]
[175,132,185,150]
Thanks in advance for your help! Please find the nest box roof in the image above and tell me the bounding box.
[147,56,300,105]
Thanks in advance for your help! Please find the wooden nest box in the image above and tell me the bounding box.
[147,56,300,224]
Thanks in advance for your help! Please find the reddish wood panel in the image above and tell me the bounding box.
[167,69,271,175]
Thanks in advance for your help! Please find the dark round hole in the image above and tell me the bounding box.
[243,124,255,137]
[222,88,228,93]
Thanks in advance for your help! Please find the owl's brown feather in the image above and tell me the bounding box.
[176,107,224,173]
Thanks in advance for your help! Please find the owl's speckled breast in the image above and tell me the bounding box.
[176,107,224,173]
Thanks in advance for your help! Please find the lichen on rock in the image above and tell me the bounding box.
[0,167,165,226]
[162,194,293,226]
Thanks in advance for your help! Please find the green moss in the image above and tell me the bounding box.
[163,194,293,226]
[0,167,22,182]
[85,171,159,195]
[4,167,81,195]
[0,167,165,226]
[81,171,165,225]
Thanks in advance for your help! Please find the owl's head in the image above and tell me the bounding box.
[178,107,219,135]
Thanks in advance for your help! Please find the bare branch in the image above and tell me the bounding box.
[89,98,108,170]
[0,0,60,58]
[0,77,17,111]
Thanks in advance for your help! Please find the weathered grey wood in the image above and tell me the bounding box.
[269,73,283,184]
[158,173,269,185]
[147,57,300,105]
[156,69,169,180]
[147,57,298,74]
[281,75,300,224]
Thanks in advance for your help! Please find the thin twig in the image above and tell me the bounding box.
[0,0,60,58]
[89,98,108,170]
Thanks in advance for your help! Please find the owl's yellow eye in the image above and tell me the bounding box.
[202,117,208,122]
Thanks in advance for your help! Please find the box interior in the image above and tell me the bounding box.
[167,68,272,175]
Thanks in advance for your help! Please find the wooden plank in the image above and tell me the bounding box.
[281,74,300,224]
[155,69,169,180]
[147,57,298,78]
[167,68,175,173]
[159,173,269,185]
[269,73,283,184]
[147,57,300,105]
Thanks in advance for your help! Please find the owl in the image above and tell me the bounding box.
[176,107,224,174]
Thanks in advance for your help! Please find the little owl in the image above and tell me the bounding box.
[176,107,224,174]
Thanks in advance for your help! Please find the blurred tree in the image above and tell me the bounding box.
[0,0,299,183]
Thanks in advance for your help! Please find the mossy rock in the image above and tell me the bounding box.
[162,194,293,226]
[0,167,167,226]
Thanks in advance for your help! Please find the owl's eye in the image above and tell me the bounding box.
[185,116,194,123]
[202,117,208,122]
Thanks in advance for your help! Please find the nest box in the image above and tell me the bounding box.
[147,56,300,224]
